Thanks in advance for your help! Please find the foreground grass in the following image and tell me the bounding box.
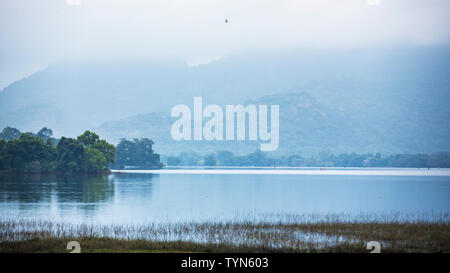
[0,237,366,253]
[1,219,448,253]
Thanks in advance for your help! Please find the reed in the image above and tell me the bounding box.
[0,213,448,253]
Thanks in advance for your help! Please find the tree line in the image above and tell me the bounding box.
[0,127,163,173]
[0,127,116,173]
[2,126,449,170]
[166,150,450,168]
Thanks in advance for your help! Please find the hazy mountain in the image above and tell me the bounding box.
[1,47,449,155]
[95,90,450,156]
[94,92,342,155]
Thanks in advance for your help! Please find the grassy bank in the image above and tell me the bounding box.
[1,219,448,253]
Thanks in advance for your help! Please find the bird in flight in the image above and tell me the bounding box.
[225,19,228,23]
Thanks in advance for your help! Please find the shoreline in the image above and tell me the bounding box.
[111,168,450,176]
[0,170,111,175]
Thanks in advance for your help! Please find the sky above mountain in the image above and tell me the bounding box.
[1,0,450,89]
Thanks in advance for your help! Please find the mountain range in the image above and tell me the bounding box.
[1,46,449,155]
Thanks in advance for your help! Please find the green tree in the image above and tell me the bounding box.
[0,126,21,141]
[37,127,53,141]
[167,156,182,166]
[216,151,236,166]
[77,130,100,148]
[287,155,304,167]
[241,150,271,166]
[77,130,116,164]
[204,154,217,166]
[0,127,115,173]
[178,151,201,166]
[114,138,162,168]
[56,137,85,172]
[6,134,55,172]
[0,139,8,170]
[84,148,107,172]
[93,139,116,164]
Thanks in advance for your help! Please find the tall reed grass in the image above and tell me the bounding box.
[1,212,448,252]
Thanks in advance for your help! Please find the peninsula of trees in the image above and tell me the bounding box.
[0,127,115,173]
[0,126,163,173]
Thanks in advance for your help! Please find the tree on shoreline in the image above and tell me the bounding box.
[0,128,116,174]
[113,138,163,169]
[0,127,166,172]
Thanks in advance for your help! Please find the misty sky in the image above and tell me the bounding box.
[1,0,449,90]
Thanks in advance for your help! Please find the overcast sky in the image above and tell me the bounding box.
[1,0,449,89]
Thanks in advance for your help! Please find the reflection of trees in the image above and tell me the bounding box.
[111,173,155,200]
[0,173,115,204]
[0,174,54,203]
[0,173,157,220]
[55,174,114,204]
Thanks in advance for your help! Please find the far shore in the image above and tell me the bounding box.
[111,168,450,176]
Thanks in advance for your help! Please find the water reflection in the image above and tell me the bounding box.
[55,174,114,204]
[0,173,55,203]
[0,173,117,221]
[0,173,115,204]
[0,171,448,224]
[110,173,155,200]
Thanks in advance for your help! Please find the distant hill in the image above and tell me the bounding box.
[95,91,450,156]
[1,47,449,155]
[94,92,341,155]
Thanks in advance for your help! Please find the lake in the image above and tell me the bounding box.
[1,168,449,224]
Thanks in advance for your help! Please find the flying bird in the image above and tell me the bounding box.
[225,19,228,23]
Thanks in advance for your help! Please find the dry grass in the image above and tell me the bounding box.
[0,214,448,253]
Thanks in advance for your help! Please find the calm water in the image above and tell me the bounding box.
[0,169,449,224]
